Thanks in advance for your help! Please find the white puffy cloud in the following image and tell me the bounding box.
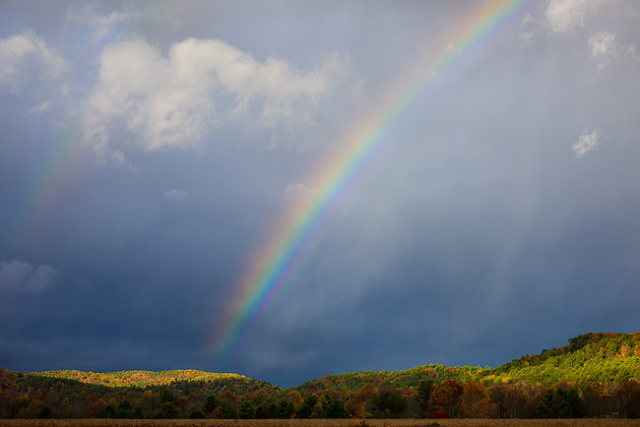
[589,32,617,70]
[82,37,361,161]
[164,189,189,203]
[573,128,604,158]
[0,260,58,293]
[588,32,638,71]
[0,29,67,92]
[590,32,616,57]
[544,0,610,34]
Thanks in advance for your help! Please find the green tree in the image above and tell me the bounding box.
[37,405,51,419]
[297,394,318,419]
[376,389,407,418]
[275,399,295,419]
[154,388,179,419]
[415,380,434,417]
[325,398,348,418]
[219,400,237,419]
[154,402,178,419]
[97,404,116,418]
[535,387,584,418]
[159,388,177,406]
[238,401,255,419]
[203,394,219,414]
[187,408,206,419]
[254,403,272,419]
[115,399,135,418]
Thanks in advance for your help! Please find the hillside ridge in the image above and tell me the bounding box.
[296,332,640,390]
[2,332,640,419]
[31,368,256,388]
[16,331,640,391]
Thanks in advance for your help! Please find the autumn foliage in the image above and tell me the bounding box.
[2,332,640,419]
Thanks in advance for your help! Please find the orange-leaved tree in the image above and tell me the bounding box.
[429,379,463,417]
[459,380,493,418]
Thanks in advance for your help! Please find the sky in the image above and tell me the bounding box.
[1,0,639,388]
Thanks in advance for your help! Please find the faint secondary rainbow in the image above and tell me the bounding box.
[3,121,86,250]
[212,0,532,359]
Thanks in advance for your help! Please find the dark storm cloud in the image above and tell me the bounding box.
[1,1,639,387]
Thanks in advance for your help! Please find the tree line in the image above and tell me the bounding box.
[2,332,640,419]
[3,374,640,419]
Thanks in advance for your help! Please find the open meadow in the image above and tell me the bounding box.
[2,420,640,427]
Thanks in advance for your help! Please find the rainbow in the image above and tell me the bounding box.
[212,0,532,360]
[3,121,85,250]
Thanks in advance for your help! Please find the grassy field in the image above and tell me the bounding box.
[2,420,640,427]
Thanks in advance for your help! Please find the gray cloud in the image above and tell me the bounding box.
[66,6,132,41]
[163,189,189,203]
[0,0,639,388]
[0,260,58,294]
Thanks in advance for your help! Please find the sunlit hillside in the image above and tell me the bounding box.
[296,333,640,391]
[2,333,640,419]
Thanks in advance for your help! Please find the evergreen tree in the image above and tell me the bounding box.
[376,389,408,418]
[219,400,237,419]
[415,380,434,417]
[275,399,295,419]
[238,401,255,419]
[37,405,51,419]
[254,403,272,419]
[325,398,348,418]
[97,404,116,418]
[535,387,584,418]
[203,394,218,414]
[116,399,135,418]
[297,394,318,418]
[187,408,206,419]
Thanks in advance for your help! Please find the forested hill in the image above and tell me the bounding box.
[32,369,272,389]
[4,332,640,393]
[1,333,640,419]
[295,364,485,392]
[296,332,640,391]
[481,332,640,386]
[28,369,283,395]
